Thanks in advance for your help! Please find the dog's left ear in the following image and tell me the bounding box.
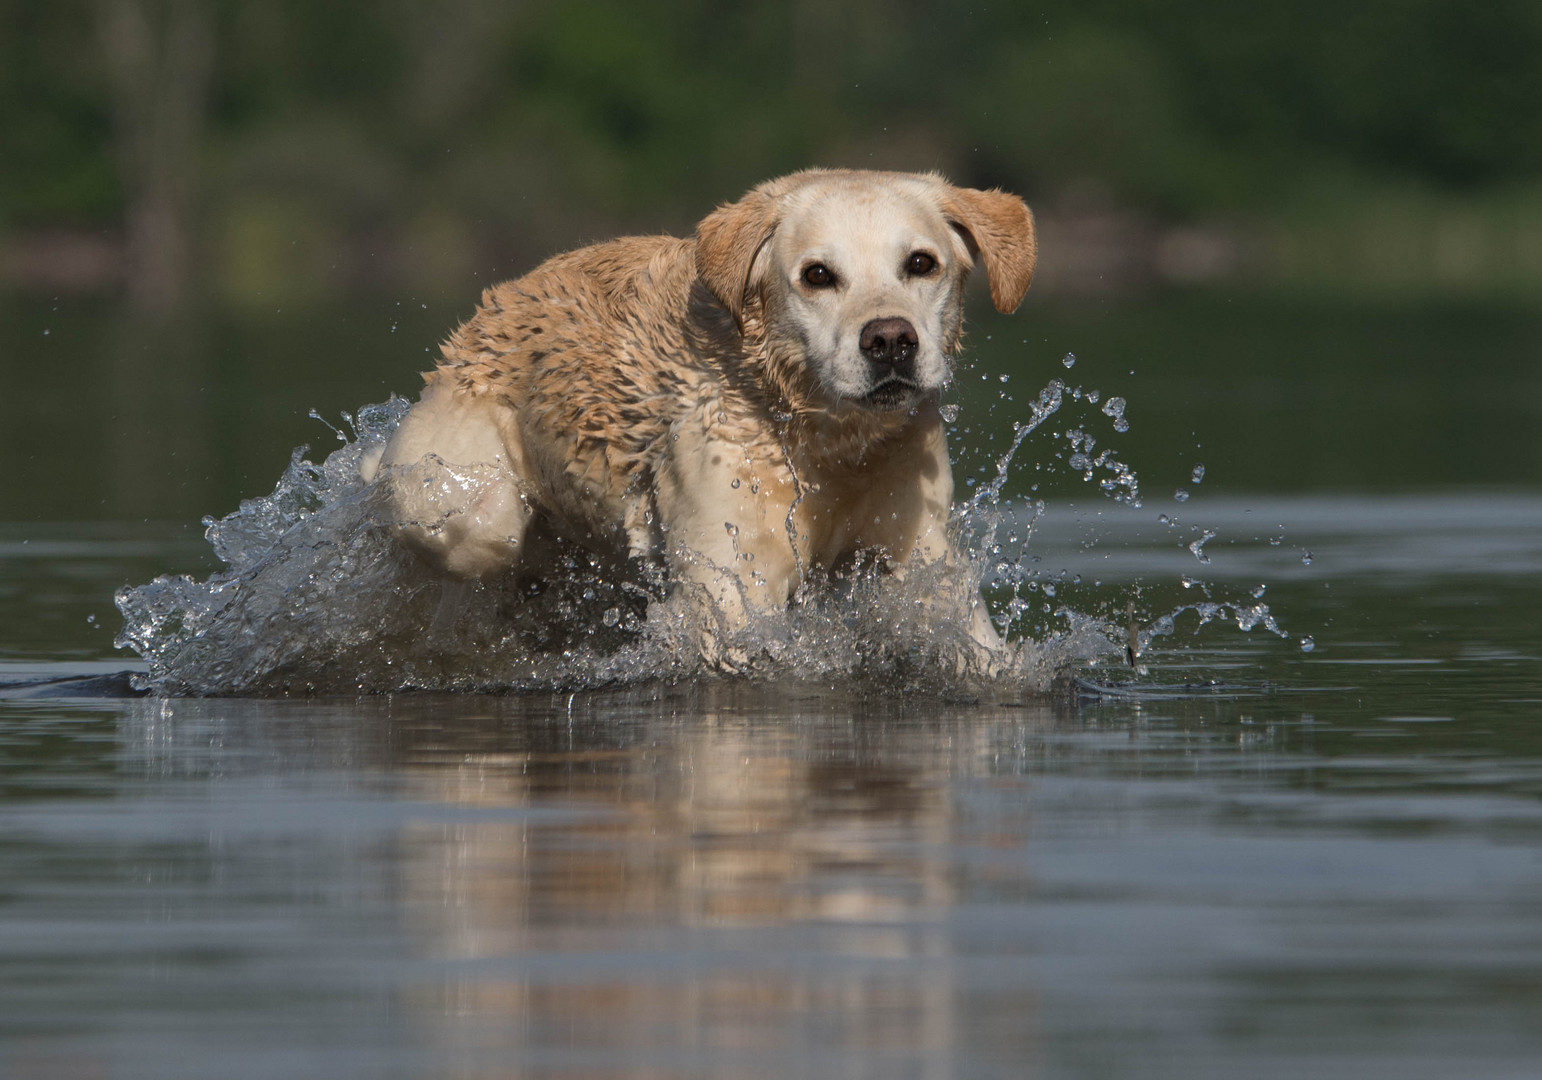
[695,188,779,328]
[942,186,1037,314]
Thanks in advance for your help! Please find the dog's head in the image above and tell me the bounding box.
[696,170,1036,414]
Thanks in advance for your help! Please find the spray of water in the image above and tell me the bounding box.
[115,365,1288,696]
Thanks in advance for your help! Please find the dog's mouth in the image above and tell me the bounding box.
[860,378,920,411]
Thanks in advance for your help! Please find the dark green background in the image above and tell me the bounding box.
[3,1,1540,522]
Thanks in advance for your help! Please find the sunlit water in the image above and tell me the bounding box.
[4,485,1542,1077]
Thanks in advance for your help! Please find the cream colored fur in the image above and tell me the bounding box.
[362,169,1037,664]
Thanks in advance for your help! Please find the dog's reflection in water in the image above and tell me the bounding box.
[390,690,1046,1067]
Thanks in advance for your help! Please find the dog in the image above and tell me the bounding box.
[361,169,1037,667]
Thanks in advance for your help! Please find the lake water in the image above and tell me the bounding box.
[3,292,1540,1075]
[3,488,1540,1079]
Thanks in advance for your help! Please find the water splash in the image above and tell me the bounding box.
[1100,396,1129,433]
[115,364,1291,697]
[116,388,1120,696]
[1188,528,1218,565]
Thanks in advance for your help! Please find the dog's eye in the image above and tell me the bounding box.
[905,251,938,277]
[801,263,836,288]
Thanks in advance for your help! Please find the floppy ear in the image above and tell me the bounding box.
[942,186,1037,314]
[695,188,779,328]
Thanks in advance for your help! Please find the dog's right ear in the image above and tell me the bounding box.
[695,188,779,329]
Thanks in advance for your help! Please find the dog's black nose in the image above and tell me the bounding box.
[859,317,918,373]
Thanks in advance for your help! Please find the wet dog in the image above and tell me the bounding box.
[362,169,1037,665]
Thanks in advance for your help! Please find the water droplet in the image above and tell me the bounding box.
[731,478,741,488]
[1251,583,1266,598]
[1188,528,1217,565]
[1087,390,1101,404]
[1062,352,1076,368]
[1174,489,1190,502]
[999,374,1010,383]
[939,402,960,422]
[602,607,620,627]
[1301,550,1313,566]
[1191,463,1206,483]
[1299,636,1315,652]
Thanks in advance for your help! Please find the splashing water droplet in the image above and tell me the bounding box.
[1299,636,1315,652]
[1062,352,1076,368]
[1191,463,1206,483]
[1188,528,1217,565]
[308,408,348,443]
[939,402,960,422]
[1301,550,1313,566]
[602,607,620,627]
[1174,489,1190,502]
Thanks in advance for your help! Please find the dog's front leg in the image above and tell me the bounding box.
[366,378,533,580]
[848,416,1005,663]
[654,427,801,669]
[886,499,1005,661]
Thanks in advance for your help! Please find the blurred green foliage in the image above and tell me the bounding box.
[3,2,1541,516]
[3,0,1542,320]
[5,0,1541,232]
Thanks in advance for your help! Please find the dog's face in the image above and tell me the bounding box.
[696,171,1037,415]
[764,181,971,410]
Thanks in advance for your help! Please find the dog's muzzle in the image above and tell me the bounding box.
[857,317,923,409]
[859,317,918,380]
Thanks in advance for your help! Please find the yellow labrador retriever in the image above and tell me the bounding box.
[364,169,1036,663]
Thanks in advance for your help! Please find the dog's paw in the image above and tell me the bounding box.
[696,628,752,675]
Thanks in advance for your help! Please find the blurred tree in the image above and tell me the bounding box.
[95,0,214,314]
[3,0,1541,305]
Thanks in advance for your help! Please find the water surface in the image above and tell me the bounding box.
[3,492,1540,1078]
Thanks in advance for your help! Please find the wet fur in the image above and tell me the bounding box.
[364,169,1037,661]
